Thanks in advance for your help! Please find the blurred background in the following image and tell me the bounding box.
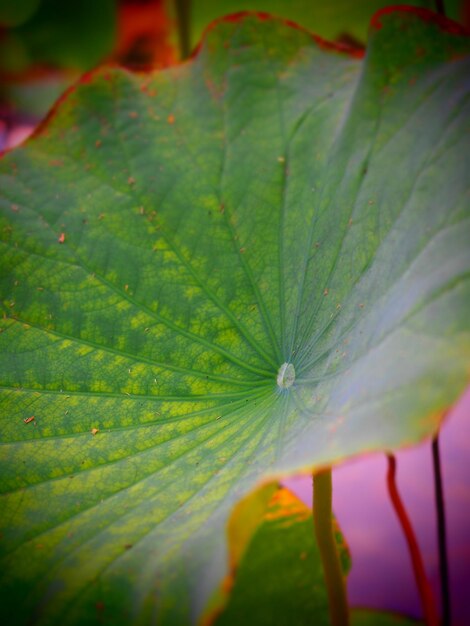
[1,1,469,624]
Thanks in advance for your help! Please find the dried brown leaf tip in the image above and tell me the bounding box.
[23,415,35,424]
[91,428,99,436]
[58,232,65,244]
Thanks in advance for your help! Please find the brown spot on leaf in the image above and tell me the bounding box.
[167,114,175,124]
[91,428,99,436]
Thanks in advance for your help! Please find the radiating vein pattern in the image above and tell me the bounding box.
[0,11,469,626]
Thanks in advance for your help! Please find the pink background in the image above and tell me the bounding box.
[285,386,470,625]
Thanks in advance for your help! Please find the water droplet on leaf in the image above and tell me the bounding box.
[277,363,295,390]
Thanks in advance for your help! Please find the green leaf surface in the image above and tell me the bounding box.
[0,8,469,625]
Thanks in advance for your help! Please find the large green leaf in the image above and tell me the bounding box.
[0,8,469,625]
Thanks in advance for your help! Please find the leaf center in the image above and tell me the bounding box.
[276,362,295,390]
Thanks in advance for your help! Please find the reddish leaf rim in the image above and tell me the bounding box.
[3,6,469,159]
[371,4,470,35]
[189,10,365,60]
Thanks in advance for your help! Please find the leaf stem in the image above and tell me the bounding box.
[435,0,446,17]
[313,469,349,626]
[174,0,191,59]
[432,434,451,626]
[386,454,439,626]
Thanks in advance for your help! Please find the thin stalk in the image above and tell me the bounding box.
[432,434,451,626]
[313,469,349,626]
[435,0,446,17]
[386,455,439,626]
[174,0,191,59]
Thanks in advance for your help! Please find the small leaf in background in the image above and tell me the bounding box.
[211,485,420,626]
[213,486,349,626]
